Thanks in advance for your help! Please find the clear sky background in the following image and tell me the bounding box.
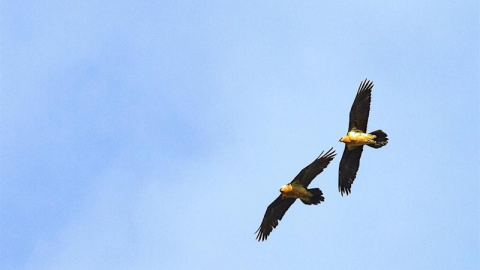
[1,1,479,269]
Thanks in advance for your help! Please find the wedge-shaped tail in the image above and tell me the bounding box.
[300,188,324,205]
[368,129,388,149]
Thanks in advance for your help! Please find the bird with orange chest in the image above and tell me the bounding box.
[279,182,323,204]
[255,148,336,241]
[339,128,378,150]
[338,79,388,196]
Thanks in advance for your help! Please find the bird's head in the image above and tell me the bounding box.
[279,184,293,194]
[339,136,349,143]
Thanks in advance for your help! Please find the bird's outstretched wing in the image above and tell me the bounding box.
[338,145,364,195]
[349,79,373,132]
[255,195,296,241]
[291,147,336,187]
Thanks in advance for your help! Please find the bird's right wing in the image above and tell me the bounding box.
[255,195,296,241]
[338,145,364,196]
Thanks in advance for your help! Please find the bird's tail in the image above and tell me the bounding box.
[368,129,388,149]
[301,188,325,205]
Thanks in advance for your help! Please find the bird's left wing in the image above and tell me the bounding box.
[255,195,296,241]
[291,147,336,187]
[349,79,373,132]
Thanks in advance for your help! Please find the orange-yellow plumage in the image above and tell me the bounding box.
[279,183,311,200]
[338,79,388,196]
[340,130,376,149]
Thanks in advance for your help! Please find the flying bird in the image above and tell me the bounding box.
[255,148,336,241]
[338,79,388,196]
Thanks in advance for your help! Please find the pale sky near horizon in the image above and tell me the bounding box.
[1,1,479,269]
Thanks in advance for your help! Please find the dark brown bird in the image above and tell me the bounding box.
[255,148,336,241]
[338,79,388,196]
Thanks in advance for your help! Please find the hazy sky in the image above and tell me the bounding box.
[1,1,479,269]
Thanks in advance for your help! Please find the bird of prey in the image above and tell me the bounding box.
[255,148,336,241]
[338,79,388,196]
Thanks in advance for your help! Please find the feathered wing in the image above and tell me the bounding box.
[349,79,373,132]
[338,145,364,196]
[255,196,296,241]
[291,147,336,187]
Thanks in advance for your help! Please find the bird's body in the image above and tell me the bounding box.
[279,182,323,205]
[339,129,377,150]
[279,183,310,199]
[255,148,336,241]
[338,79,388,196]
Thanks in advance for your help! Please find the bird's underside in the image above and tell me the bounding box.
[338,79,388,196]
[255,148,336,241]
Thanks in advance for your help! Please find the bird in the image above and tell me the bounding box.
[255,148,336,241]
[338,79,388,196]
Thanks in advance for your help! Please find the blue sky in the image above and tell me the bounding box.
[1,1,479,269]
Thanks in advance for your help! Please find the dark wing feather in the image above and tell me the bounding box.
[349,79,373,132]
[338,145,364,195]
[255,195,296,241]
[291,147,336,187]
